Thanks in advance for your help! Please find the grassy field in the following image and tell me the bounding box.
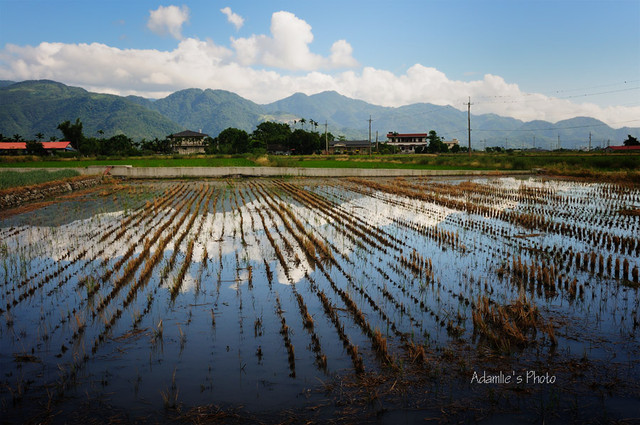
[0,156,257,168]
[1,152,638,175]
[0,169,81,190]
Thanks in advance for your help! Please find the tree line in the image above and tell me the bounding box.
[0,118,337,156]
[15,118,637,157]
[207,121,334,155]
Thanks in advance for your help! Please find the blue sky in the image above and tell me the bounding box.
[0,0,638,126]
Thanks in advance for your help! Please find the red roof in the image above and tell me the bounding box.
[0,142,25,149]
[387,133,428,138]
[42,141,71,149]
[0,141,71,150]
[605,145,640,151]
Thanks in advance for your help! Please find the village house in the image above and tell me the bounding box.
[327,140,372,154]
[386,132,428,153]
[169,130,209,154]
[386,132,459,153]
[443,138,460,150]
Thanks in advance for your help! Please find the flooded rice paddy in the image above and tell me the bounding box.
[1,176,639,423]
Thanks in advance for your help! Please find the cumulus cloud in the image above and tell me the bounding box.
[330,40,358,68]
[0,38,637,127]
[147,5,190,39]
[231,11,357,71]
[220,7,244,30]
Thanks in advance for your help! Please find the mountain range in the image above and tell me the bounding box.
[1,80,638,150]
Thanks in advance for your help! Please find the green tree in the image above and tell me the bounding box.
[426,130,447,153]
[57,118,85,151]
[35,132,44,142]
[212,128,250,154]
[377,142,398,154]
[142,137,173,154]
[289,129,320,155]
[251,121,291,150]
[623,135,639,146]
[26,139,46,155]
[99,134,137,156]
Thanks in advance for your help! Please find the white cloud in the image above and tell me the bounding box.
[220,7,244,30]
[231,11,357,71]
[330,40,358,68]
[0,11,638,128]
[147,5,190,39]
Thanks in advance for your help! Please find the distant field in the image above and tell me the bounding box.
[1,152,638,174]
[0,157,257,168]
[0,169,80,189]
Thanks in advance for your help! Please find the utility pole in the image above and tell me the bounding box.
[375,131,379,153]
[467,97,472,156]
[505,137,508,150]
[588,132,592,151]
[533,135,536,150]
[557,134,560,150]
[324,121,328,155]
[368,115,372,156]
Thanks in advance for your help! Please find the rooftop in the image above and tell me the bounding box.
[605,145,640,151]
[170,130,209,138]
[0,141,72,149]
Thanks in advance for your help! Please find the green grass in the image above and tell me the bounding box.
[269,158,491,170]
[0,169,81,190]
[1,152,638,173]
[0,157,257,168]
[269,152,640,171]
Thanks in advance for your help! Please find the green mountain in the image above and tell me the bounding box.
[148,88,267,136]
[266,91,386,125]
[1,80,638,149]
[0,80,182,140]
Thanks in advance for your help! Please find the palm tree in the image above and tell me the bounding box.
[299,118,306,130]
[13,134,22,142]
[97,129,104,139]
[35,132,44,141]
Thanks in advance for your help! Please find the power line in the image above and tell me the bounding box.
[476,86,640,105]
[548,79,640,95]
[557,86,639,100]
[368,115,372,155]
[473,79,640,102]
